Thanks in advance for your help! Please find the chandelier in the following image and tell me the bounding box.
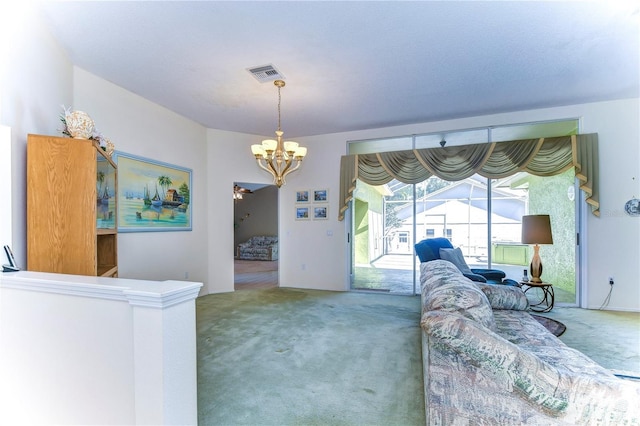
[251,80,307,187]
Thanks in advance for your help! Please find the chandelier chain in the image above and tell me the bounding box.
[277,85,282,132]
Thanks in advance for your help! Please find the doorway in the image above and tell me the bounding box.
[233,182,279,290]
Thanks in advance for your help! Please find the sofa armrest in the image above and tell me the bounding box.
[463,272,487,282]
[421,311,568,413]
[471,268,506,281]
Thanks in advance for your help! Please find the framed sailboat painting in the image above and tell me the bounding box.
[114,152,192,232]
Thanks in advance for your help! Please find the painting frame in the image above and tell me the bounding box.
[296,206,310,221]
[313,189,328,203]
[313,205,328,220]
[114,151,192,232]
[296,189,310,203]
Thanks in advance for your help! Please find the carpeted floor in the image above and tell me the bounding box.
[539,307,640,377]
[196,288,640,425]
[197,288,424,425]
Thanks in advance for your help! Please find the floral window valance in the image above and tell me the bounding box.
[339,133,599,220]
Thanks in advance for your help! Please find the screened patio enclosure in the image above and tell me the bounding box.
[351,170,576,303]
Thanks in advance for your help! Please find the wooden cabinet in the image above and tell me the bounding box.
[27,134,118,277]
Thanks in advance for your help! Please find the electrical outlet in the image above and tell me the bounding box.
[609,276,614,285]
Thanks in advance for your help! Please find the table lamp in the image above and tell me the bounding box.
[521,215,553,283]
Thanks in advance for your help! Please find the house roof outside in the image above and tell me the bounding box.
[391,175,527,222]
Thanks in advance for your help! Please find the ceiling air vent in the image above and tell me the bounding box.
[247,64,285,83]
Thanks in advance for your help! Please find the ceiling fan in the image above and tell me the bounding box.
[233,184,253,200]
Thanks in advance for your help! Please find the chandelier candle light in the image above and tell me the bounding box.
[251,80,307,187]
[521,214,554,283]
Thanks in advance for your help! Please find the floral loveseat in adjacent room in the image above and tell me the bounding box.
[237,236,278,261]
[420,259,640,425]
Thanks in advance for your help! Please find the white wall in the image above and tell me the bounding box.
[0,4,73,266]
[73,69,210,292]
[207,129,274,293]
[0,271,201,425]
[0,287,135,424]
[0,125,11,249]
[277,133,348,291]
[578,99,640,310]
[0,6,259,295]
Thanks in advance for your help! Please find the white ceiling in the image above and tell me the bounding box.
[36,1,639,138]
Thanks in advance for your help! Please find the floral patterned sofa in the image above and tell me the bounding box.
[420,259,640,425]
[237,236,278,261]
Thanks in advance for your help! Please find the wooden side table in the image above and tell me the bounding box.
[521,281,554,313]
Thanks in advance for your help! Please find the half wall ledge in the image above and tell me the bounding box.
[0,270,202,425]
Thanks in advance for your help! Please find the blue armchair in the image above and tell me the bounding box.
[415,237,518,286]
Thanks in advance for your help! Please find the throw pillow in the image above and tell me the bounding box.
[439,247,473,275]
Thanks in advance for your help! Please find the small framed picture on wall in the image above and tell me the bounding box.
[296,206,310,220]
[296,190,310,203]
[313,206,328,220]
[314,189,328,203]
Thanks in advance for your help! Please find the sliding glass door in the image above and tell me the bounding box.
[348,119,579,304]
[351,179,417,294]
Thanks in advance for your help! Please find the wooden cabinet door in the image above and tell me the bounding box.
[27,135,97,275]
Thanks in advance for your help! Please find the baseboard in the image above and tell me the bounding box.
[585,305,640,313]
